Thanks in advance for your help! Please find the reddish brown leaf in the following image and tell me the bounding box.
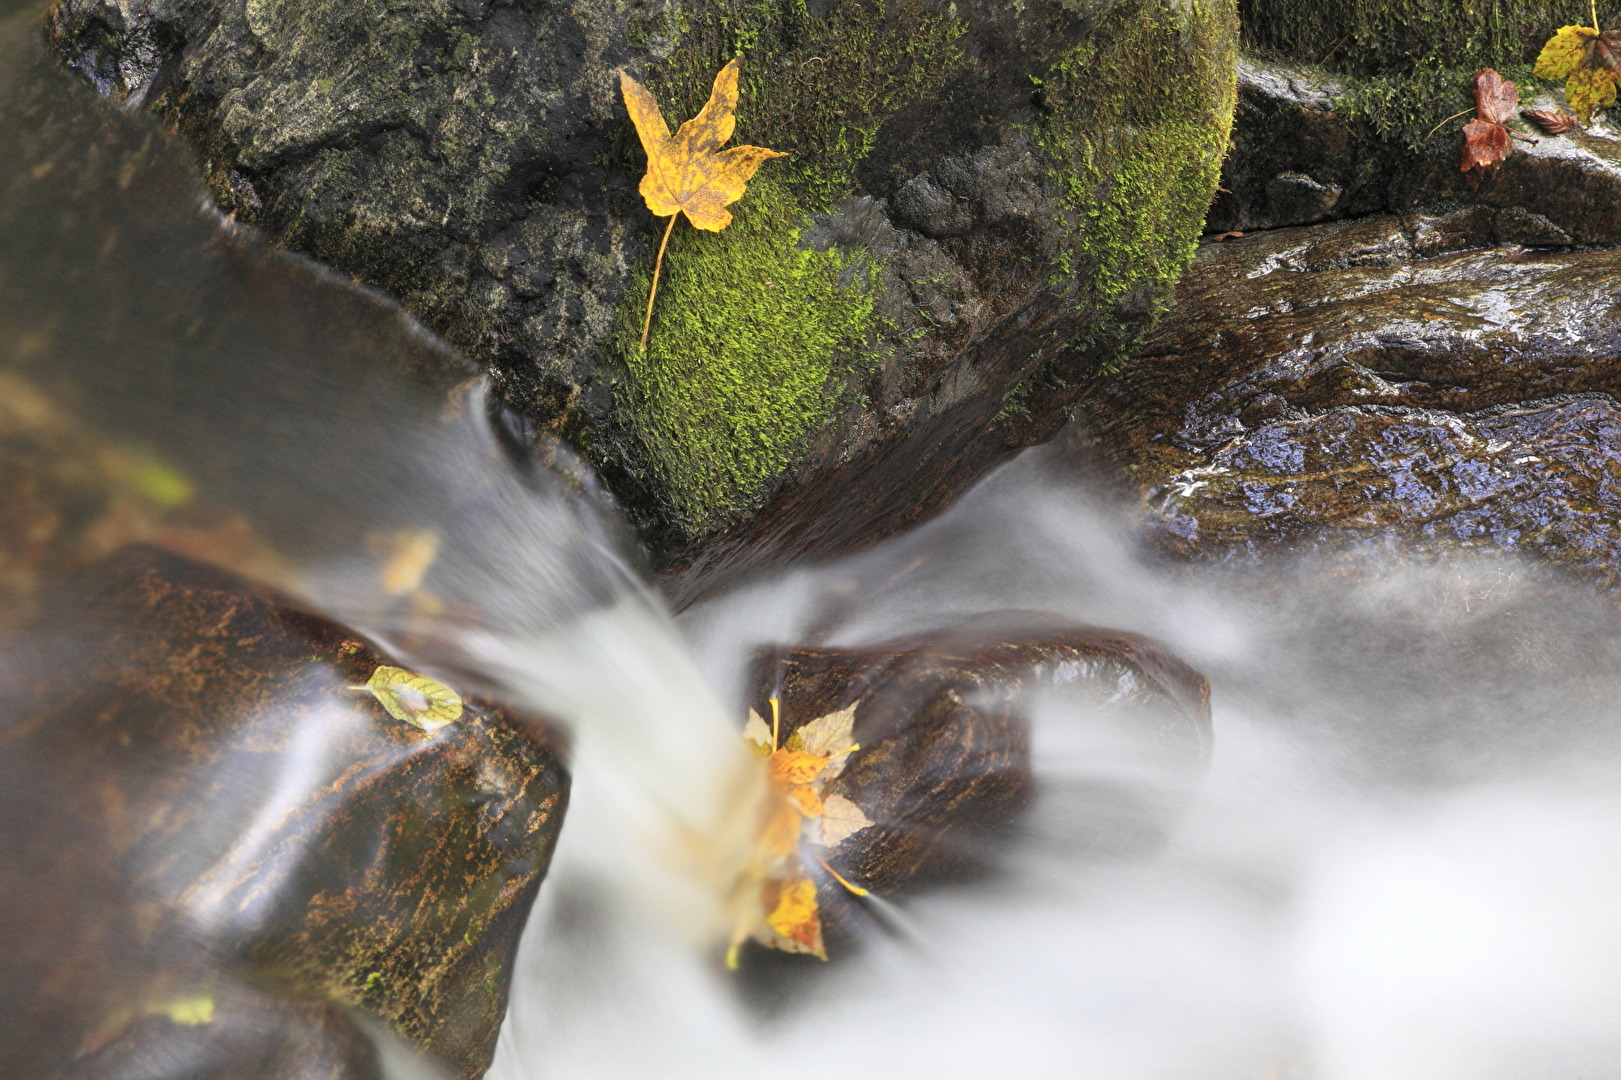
[1461,118,1511,178]
[1473,69,1519,126]
[1521,108,1582,134]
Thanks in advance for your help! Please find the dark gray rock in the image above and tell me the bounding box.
[1209,58,1621,243]
[41,0,1239,598]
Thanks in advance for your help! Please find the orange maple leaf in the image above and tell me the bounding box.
[618,56,786,351]
[726,698,875,968]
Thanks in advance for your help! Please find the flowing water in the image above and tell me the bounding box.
[7,9,1621,1079]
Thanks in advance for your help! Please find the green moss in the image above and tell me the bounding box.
[614,179,878,529]
[1032,0,1239,359]
[1241,0,1619,78]
[609,0,967,533]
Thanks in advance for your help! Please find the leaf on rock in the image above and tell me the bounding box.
[762,874,825,959]
[1522,108,1582,133]
[1565,65,1619,122]
[618,57,787,232]
[362,665,463,733]
[727,700,876,966]
[1473,68,1519,125]
[1534,24,1621,122]
[743,708,773,755]
[819,793,875,849]
[1535,25,1599,81]
[1460,70,1518,181]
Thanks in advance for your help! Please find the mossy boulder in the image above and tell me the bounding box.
[0,546,568,1078]
[44,0,1238,599]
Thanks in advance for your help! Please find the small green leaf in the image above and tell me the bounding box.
[361,665,463,732]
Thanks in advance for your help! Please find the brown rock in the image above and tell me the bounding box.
[1080,212,1621,591]
[0,546,568,1078]
[745,612,1211,911]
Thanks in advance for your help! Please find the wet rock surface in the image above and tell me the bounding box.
[1080,211,1621,589]
[745,612,1211,911]
[1209,58,1621,243]
[40,0,1237,591]
[0,546,569,1079]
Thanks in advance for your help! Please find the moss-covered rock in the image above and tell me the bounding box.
[45,0,1238,596]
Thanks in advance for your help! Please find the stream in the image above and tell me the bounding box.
[6,5,1621,1079]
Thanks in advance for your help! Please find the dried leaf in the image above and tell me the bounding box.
[361,665,463,732]
[1461,118,1511,176]
[1534,24,1621,122]
[819,793,875,849]
[619,57,787,232]
[1565,64,1619,122]
[1536,24,1601,81]
[1460,70,1518,180]
[1472,68,1519,126]
[742,708,773,754]
[375,528,441,596]
[760,873,825,958]
[1522,108,1582,133]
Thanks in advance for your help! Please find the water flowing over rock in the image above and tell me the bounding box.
[739,611,1211,962]
[1078,211,1621,591]
[0,547,568,1079]
[41,0,1239,596]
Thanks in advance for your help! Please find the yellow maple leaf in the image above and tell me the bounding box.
[357,665,463,733]
[1534,21,1621,122]
[618,56,786,351]
[727,697,872,967]
[763,873,826,958]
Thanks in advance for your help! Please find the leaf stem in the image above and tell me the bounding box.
[1423,107,1476,140]
[1593,0,1601,32]
[640,213,679,352]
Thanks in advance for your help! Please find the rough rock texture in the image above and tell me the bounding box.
[42,0,1239,597]
[739,611,1210,958]
[1210,58,1621,240]
[1078,211,1621,591]
[0,546,569,1079]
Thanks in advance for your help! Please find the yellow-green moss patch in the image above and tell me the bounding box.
[614,179,879,529]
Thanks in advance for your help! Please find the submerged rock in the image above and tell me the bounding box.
[740,611,1211,957]
[1080,212,1621,591]
[42,0,1239,595]
[0,546,568,1079]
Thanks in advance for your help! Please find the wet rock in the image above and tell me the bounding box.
[1079,212,1621,591]
[0,546,569,1079]
[40,0,1238,593]
[1210,57,1621,242]
[745,612,1211,907]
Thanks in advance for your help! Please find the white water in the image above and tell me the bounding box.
[490,446,1621,1080]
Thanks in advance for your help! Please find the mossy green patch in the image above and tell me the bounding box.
[614,179,878,530]
[1032,0,1239,362]
[646,0,966,211]
[1241,0,1619,78]
[610,0,967,533]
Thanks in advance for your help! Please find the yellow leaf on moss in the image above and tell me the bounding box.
[618,57,787,232]
[1536,24,1599,80]
[362,665,463,732]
